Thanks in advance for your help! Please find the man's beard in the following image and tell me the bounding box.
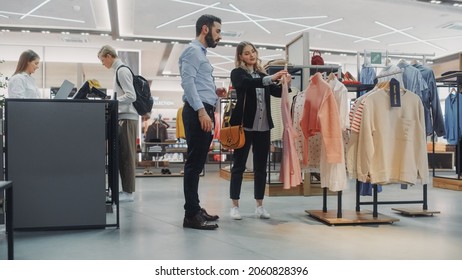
[205,30,218,48]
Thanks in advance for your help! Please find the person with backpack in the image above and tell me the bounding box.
[98,45,137,202]
[179,14,227,230]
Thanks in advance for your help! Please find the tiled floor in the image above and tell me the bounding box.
[1,166,462,260]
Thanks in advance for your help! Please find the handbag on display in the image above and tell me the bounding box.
[220,90,246,150]
[311,50,325,65]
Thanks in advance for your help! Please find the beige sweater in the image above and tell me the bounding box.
[356,89,429,185]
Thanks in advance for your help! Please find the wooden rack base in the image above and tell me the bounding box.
[432,177,462,191]
[306,209,399,226]
[392,208,440,216]
[265,183,304,196]
[219,168,254,181]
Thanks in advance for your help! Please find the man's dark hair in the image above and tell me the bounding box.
[195,14,221,36]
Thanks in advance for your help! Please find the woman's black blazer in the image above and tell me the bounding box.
[229,67,283,129]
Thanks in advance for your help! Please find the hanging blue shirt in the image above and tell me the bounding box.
[412,63,446,137]
[359,64,376,96]
[444,93,462,144]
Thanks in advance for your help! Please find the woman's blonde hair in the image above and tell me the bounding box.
[234,41,266,74]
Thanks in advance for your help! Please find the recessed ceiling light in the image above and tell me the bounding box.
[81,32,89,36]
[41,30,50,34]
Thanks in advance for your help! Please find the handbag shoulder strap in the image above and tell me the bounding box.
[240,93,246,126]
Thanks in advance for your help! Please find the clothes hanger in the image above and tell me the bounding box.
[327,72,336,82]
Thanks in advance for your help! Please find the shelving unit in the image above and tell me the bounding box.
[433,72,462,190]
[137,141,187,177]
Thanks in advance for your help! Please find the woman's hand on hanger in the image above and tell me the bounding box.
[271,70,288,82]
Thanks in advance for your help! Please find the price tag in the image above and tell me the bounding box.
[389,78,400,107]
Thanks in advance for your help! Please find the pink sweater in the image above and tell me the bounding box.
[300,73,343,165]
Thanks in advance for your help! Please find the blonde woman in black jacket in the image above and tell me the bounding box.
[229,41,290,220]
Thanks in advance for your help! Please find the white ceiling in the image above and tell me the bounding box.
[1,0,462,78]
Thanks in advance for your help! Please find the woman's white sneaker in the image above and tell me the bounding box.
[230,207,242,220]
[255,206,270,219]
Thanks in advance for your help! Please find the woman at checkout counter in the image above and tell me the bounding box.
[7,49,41,99]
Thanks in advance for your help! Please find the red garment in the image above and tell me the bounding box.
[279,77,302,189]
[300,73,343,166]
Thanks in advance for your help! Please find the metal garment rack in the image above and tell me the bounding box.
[309,52,439,225]
[432,72,462,190]
[306,83,401,225]
[266,65,342,195]
[356,53,440,217]
[349,81,437,218]
[358,50,435,79]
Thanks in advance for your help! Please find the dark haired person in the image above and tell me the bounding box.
[179,14,227,230]
[8,49,41,98]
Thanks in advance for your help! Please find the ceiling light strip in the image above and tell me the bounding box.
[172,0,377,42]
[228,4,270,34]
[285,18,344,37]
[207,49,235,62]
[389,35,462,46]
[0,10,85,23]
[20,0,51,20]
[223,16,328,25]
[156,2,221,28]
[375,21,446,51]
[354,27,414,43]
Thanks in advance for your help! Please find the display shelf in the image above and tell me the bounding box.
[137,141,187,177]
[428,151,454,171]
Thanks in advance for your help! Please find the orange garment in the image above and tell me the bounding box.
[299,73,343,165]
[176,105,185,139]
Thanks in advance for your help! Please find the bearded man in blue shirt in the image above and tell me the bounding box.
[179,14,227,230]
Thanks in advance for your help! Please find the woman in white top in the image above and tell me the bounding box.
[7,49,41,98]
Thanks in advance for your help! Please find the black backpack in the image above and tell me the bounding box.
[116,65,154,116]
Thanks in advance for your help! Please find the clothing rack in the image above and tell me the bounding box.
[265,65,343,198]
[306,83,399,225]
[358,50,435,82]
[350,81,439,218]
[309,80,439,225]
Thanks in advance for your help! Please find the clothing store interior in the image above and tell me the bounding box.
[1,0,462,268]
